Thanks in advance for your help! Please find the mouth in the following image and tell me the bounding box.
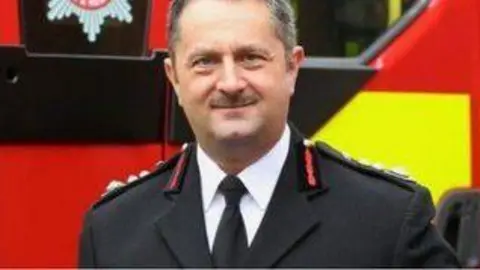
[210,100,258,109]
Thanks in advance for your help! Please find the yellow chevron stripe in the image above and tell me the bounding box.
[312,92,471,203]
[388,0,402,25]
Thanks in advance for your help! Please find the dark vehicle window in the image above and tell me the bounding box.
[293,0,420,57]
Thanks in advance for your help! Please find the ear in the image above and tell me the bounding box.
[287,46,305,96]
[164,57,183,106]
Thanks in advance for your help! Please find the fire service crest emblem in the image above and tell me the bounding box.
[47,0,133,43]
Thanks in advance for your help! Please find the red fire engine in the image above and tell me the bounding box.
[0,0,478,267]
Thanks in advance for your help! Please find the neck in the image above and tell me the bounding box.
[199,126,286,175]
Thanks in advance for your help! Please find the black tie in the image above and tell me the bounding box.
[212,175,249,268]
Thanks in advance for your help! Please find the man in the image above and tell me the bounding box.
[78,0,459,267]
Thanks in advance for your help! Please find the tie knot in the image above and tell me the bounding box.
[218,175,247,206]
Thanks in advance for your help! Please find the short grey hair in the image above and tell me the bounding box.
[166,0,297,57]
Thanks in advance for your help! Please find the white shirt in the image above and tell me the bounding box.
[197,126,291,251]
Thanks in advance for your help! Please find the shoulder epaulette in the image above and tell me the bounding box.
[92,150,184,209]
[314,141,417,192]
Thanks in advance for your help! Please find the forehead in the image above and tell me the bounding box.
[180,0,271,25]
[176,0,279,51]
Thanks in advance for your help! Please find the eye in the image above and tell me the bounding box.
[192,57,214,67]
[244,54,262,62]
[190,56,218,74]
[240,53,265,69]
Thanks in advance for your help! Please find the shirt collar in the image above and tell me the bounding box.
[197,144,227,211]
[197,125,291,211]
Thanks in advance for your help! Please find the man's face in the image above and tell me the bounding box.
[165,0,304,145]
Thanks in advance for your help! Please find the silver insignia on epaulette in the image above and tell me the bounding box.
[387,166,413,180]
[358,158,372,166]
[102,180,126,197]
[356,158,413,180]
[341,151,352,160]
[102,169,153,197]
[138,170,150,178]
[126,174,139,184]
[372,163,384,170]
[303,139,315,147]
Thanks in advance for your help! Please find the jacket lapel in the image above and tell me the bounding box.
[154,148,213,268]
[243,129,326,267]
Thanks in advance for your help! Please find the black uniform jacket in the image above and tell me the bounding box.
[78,129,459,268]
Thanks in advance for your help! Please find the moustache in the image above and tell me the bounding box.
[209,92,259,109]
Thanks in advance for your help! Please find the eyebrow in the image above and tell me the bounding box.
[185,44,274,64]
[236,45,273,58]
[186,48,218,65]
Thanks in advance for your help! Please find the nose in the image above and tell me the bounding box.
[216,59,247,93]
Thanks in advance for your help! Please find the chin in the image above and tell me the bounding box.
[211,120,262,143]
